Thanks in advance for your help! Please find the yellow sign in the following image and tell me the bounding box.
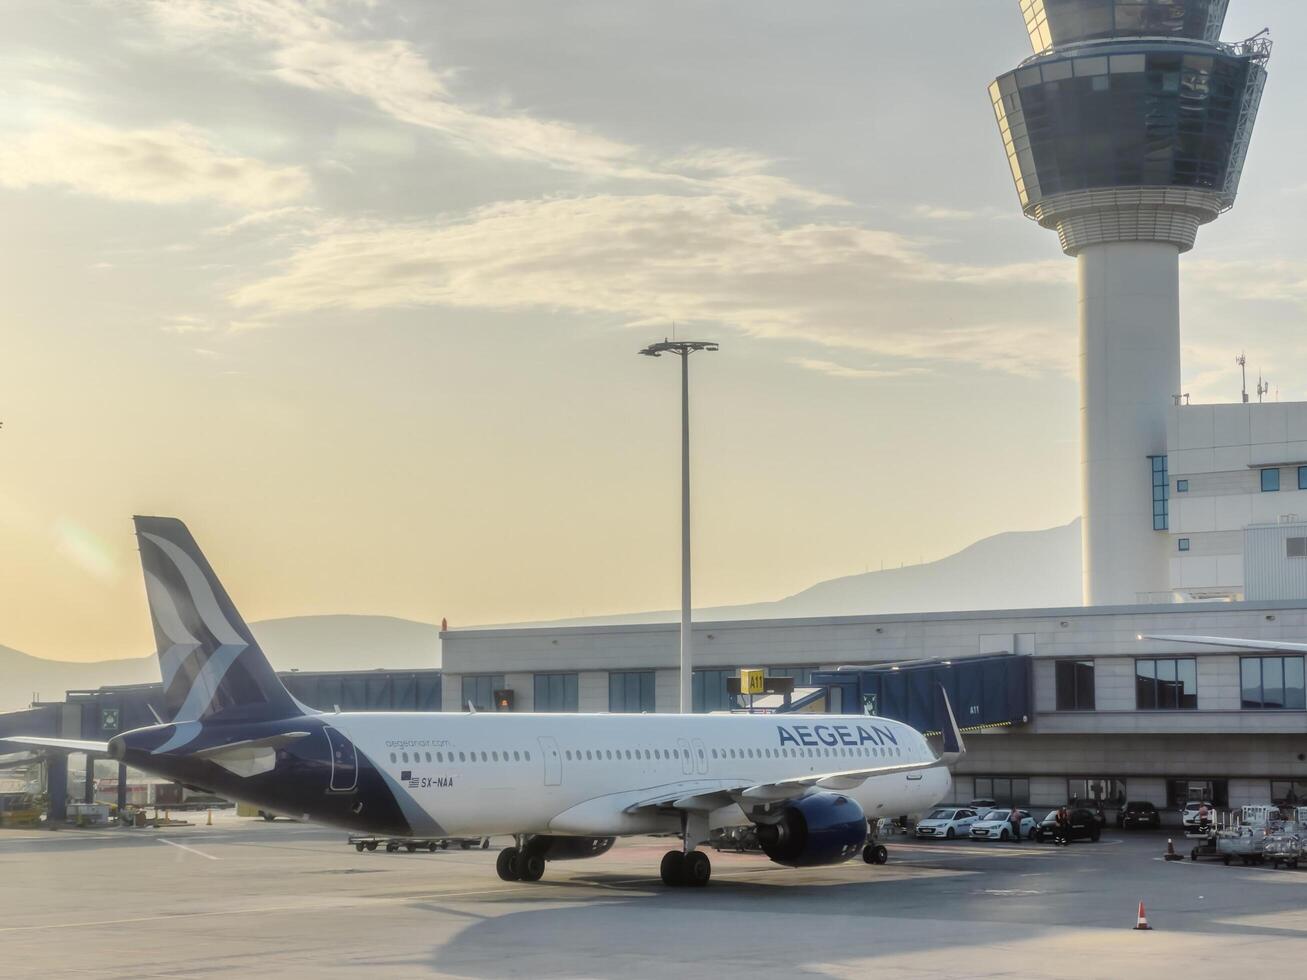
[740,669,765,695]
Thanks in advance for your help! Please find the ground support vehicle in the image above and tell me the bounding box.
[1265,824,1303,869]
[709,826,760,853]
[1217,826,1268,866]
[350,836,491,853]
[1188,828,1221,862]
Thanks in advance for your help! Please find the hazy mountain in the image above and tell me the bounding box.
[1,522,1080,712]
[0,644,160,710]
[251,615,441,673]
[495,519,1083,628]
[0,615,442,714]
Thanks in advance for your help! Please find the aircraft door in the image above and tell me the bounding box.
[677,738,693,776]
[538,736,562,786]
[324,726,357,793]
[691,738,708,775]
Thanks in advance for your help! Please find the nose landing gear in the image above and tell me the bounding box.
[863,843,888,864]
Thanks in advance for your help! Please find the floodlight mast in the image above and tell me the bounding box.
[639,339,719,712]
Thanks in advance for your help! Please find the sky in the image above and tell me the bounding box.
[2,0,1306,663]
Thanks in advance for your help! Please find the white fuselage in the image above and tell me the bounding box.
[328,711,952,837]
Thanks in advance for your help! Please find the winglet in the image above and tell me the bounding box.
[935,684,966,763]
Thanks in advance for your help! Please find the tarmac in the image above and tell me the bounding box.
[3,811,1307,978]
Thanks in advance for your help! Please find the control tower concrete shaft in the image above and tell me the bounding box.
[989,0,1270,605]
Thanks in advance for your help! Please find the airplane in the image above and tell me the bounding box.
[3,516,965,887]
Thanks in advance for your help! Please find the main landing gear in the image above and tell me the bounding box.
[660,849,711,887]
[496,843,545,882]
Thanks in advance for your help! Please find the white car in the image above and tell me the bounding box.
[914,807,979,840]
[1181,801,1215,830]
[970,808,1037,841]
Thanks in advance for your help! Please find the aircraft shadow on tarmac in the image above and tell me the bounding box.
[347,866,1307,979]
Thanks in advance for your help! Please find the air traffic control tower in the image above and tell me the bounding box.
[990,1,1270,605]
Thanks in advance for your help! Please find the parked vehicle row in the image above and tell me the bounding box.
[914,803,1098,843]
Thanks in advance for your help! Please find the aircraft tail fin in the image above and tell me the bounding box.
[134,516,300,725]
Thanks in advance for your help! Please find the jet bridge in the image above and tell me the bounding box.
[808,653,1032,733]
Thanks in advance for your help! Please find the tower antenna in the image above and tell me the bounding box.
[1237,352,1248,403]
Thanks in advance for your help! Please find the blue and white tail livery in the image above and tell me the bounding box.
[4,516,965,887]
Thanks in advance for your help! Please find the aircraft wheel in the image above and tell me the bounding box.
[365,841,377,851]
[496,847,521,881]
[863,844,888,865]
[684,850,711,887]
[518,852,545,882]
[660,850,686,886]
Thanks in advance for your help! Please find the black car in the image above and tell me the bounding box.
[1035,807,1101,843]
[1069,799,1106,826]
[1116,801,1161,829]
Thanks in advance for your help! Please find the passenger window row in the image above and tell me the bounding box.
[710,745,902,761]
[566,748,681,761]
[389,749,533,765]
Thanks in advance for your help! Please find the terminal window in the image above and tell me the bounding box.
[1176,479,1188,493]
[1135,658,1197,710]
[1262,468,1281,492]
[1240,656,1307,710]
[1067,777,1125,808]
[1167,779,1228,809]
[534,673,579,713]
[1271,780,1307,805]
[973,777,1029,807]
[1178,538,1190,552]
[1300,466,1307,490]
[1150,456,1168,530]
[693,669,735,713]
[461,674,505,712]
[1287,537,1307,559]
[608,671,655,713]
[1055,659,1095,710]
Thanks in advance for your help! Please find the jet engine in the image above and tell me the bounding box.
[754,792,867,867]
[524,835,616,861]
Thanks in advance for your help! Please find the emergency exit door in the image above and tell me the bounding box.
[538,736,561,786]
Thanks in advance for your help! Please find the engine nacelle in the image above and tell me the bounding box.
[525,835,616,862]
[755,792,867,867]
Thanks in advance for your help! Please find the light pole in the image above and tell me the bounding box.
[639,338,718,713]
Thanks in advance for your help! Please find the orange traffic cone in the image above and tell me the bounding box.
[1134,901,1153,930]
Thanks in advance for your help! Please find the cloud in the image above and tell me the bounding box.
[136,0,835,206]
[231,193,1074,375]
[790,358,927,380]
[0,121,310,208]
[209,205,322,236]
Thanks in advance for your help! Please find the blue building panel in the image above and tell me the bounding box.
[812,654,1032,733]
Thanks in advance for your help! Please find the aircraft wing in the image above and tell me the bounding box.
[0,736,111,755]
[736,759,942,801]
[1140,633,1307,654]
[621,759,944,813]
